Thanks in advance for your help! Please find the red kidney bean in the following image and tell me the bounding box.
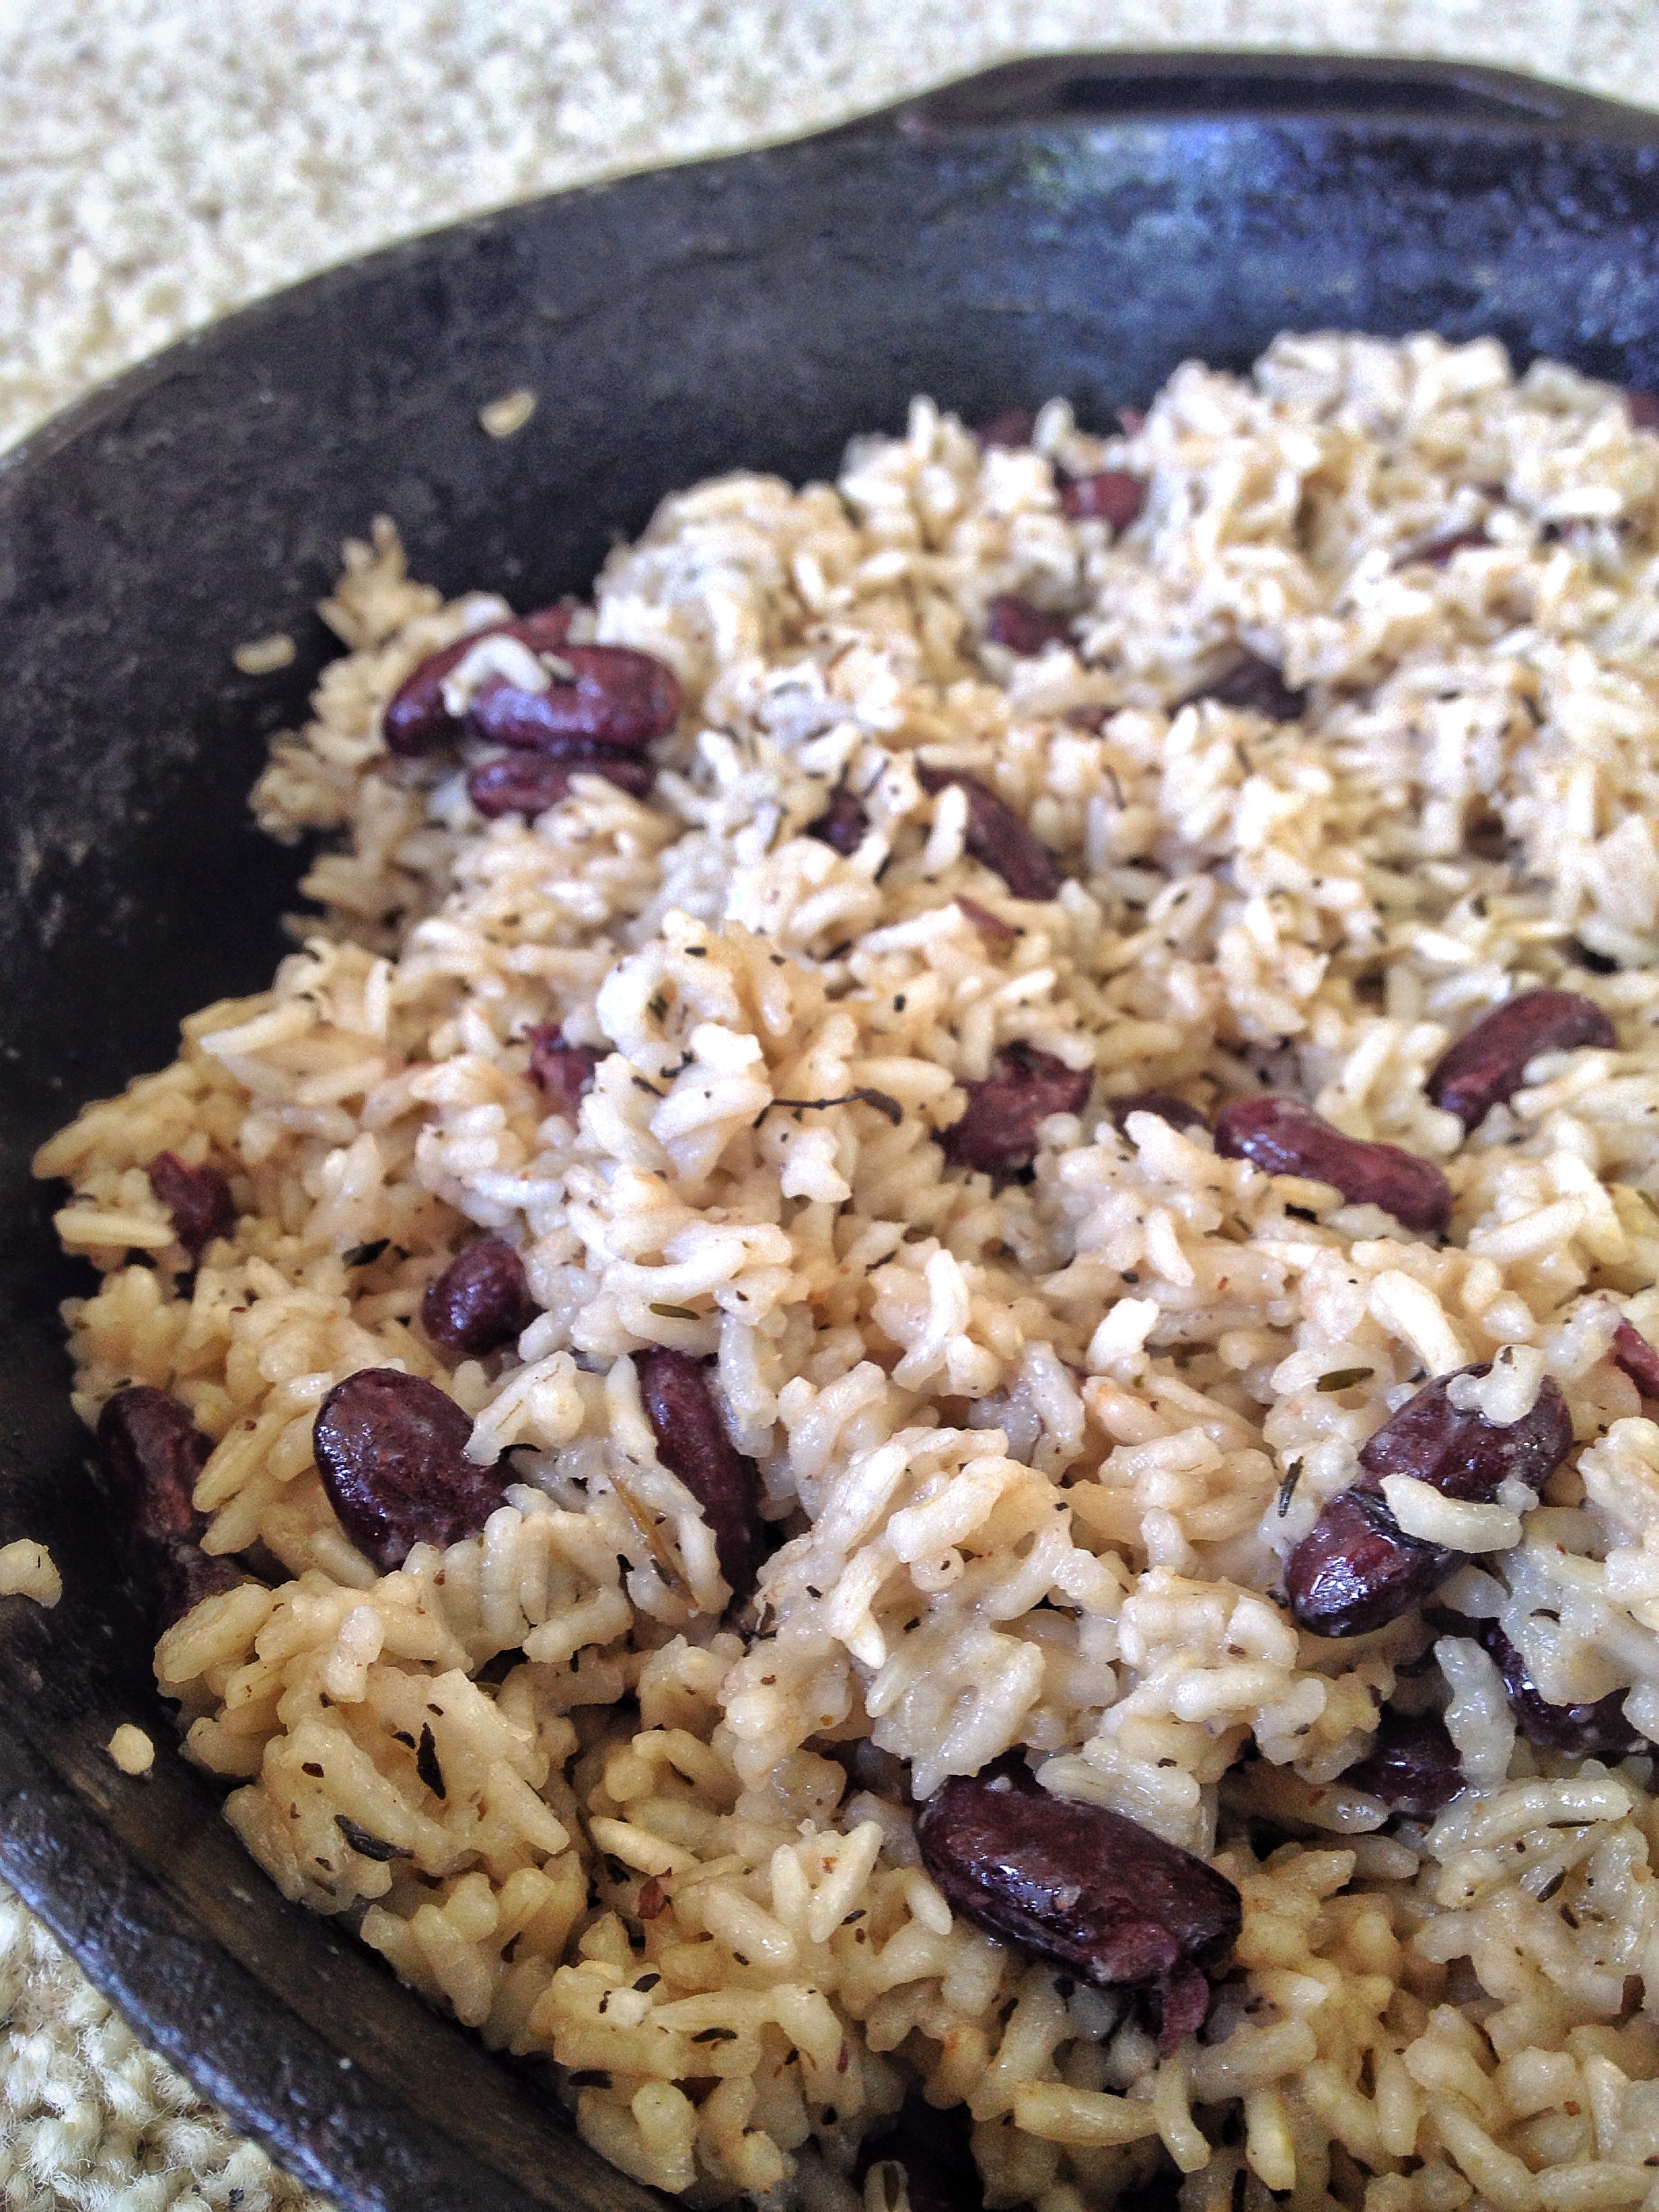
[976,407,1036,449]
[943,1042,1092,1181]
[1612,1318,1659,1400]
[1356,1366,1572,1501]
[383,605,575,757]
[1627,390,1659,431]
[1284,1488,1453,1640]
[1285,1366,1572,1637]
[147,1151,236,1263]
[1428,989,1616,1130]
[526,1027,602,1120]
[312,1368,509,1572]
[1344,1709,1462,1818]
[1214,1097,1451,1234]
[916,1765,1241,2053]
[421,1237,539,1359]
[97,1387,243,1629]
[984,596,1073,656]
[856,2091,982,2212]
[468,749,653,818]
[916,767,1063,901]
[1477,1620,1642,1760]
[956,895,1017,943]
[806,790,868,855]
[1418,527,1489,568]
[468,644,679,754]
[1179,651,1306,722]
[1061,470,1145,527]
[1109,1090,1208,1135]
[639,1349,765,1601]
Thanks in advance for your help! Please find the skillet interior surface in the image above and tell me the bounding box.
[2,52,1658,2212]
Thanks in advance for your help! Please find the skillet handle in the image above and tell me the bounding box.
[873,51,1659,143]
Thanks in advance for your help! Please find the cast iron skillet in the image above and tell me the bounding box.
[2,49,1658,2212]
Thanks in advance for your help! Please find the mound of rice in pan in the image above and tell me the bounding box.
[37,331,1659,2212]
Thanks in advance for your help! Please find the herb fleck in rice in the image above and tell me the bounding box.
[37,331,1659,2211]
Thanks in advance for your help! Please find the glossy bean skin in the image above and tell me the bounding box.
[468,645,679,753]
[916,768,1063,902]
[1214,1097,1452,1234]
[468,749,653,818]
[1479,1621,1643,1759]
[1109,1091,1208,1136]
[805,790,868,855]
[942,1043,1092,1182]
[916,1766,1241,2052]
[1061,470,1145,527]
[1283,1488,1452,1640]
[382,605,574,757]
[147,1151,235,1262]
[1345,1710,1462,1817]
[421,1237,539,1358]
[1613,1319,1659,1401]
[639,1349,765,1601]
[1180,651,1306,723]
[526,1027,602,1120]
[983,596,1073,656]
[312,1368,509,1572]
[1285,1366,1573,1637]
[96,1387,242,1629]
[1427,989,1616,1131]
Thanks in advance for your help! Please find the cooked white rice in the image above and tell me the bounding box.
[35,330,1659,2212]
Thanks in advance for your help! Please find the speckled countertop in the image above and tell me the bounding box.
[2,3,1656,2205]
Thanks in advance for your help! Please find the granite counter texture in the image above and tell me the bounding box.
[2,1,1656,2205]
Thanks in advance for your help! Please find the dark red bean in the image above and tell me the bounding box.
[855,2091,981,2212]
[1284,1487,1452,1640]
[1428,989,1617,1131]
[1627,390,1659,431]
[96,1387,242,1629]
[312,1368,509,1572]
[806,790,868,855]
[1285,1366,1573,1637]
[1214,1097,1451,1234]
[639,1349,765,1601]
[1109,1090,1208,1135]
[1613,1318,1659,1400]
[1179,651,1306,723]
[1478,1620,1642,1760]
[146,1151,236,1263]
[976,408,1036,450]
[1418,527,1489,568]
[1061,470,1145,527]
[984,596,1073,656]
[916,767,1063,901]
[943,1042,1092,1181]
[383,606,575,757]
[469,645,679,754]
[468,749,653,818]
[1345,1710,1462,1818]
[526,1027,602,1120]
[916,1765,1240,2052]
[1355,1366,1572,1502]
[956,895,1017,943]
[421,1237,539,1359]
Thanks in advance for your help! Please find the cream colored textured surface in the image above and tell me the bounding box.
[3,2,1657,2205]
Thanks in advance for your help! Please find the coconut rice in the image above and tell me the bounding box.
[34,329,1659,2212]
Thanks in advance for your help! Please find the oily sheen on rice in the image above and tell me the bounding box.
[34,331,1659,2212]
